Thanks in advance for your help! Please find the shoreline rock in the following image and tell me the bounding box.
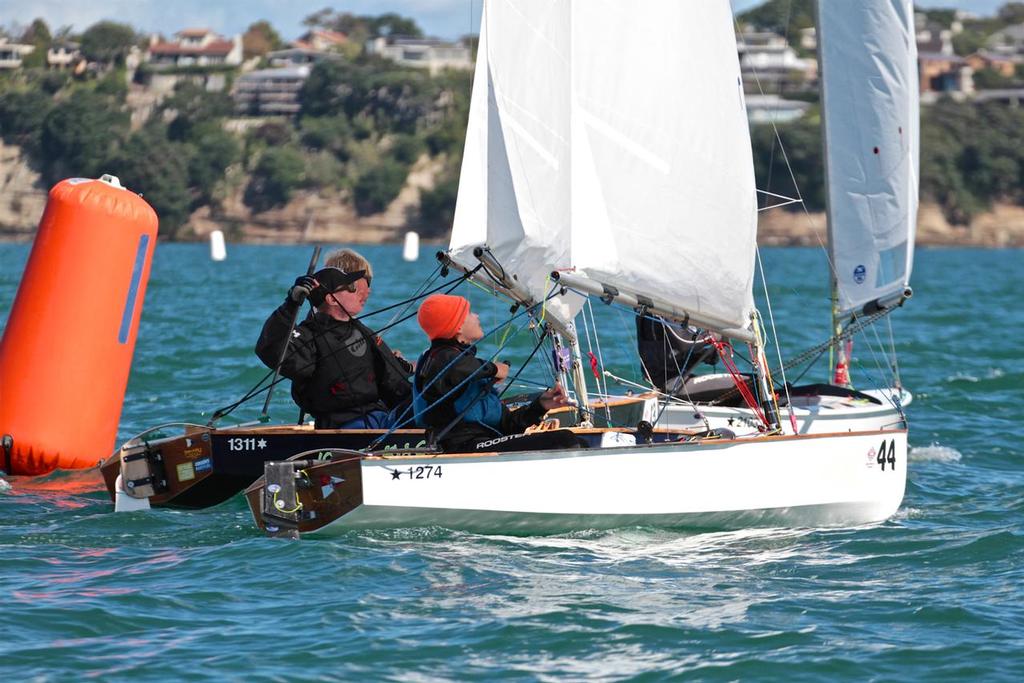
[3,140,1024,247]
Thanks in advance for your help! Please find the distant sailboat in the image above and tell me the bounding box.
[245,0,908,537]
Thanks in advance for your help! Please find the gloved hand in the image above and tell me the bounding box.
[289,275,319,304]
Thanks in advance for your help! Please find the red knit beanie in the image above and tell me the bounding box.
[418,294,471,340]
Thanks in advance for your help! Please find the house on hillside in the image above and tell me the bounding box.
[0,40,34,69]
[916,16,956,57]
[365,35,472,75]
[736,29,816,94]
[232,65,310,117]
[47,41,81,70]
[268,29,348,68]
[919,52,971,96]
[986,23,1024,57]
[965,50,1020,79]
[146,29,243,70]
[292,29,348,52]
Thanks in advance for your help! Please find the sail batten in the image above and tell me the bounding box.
[817,0,919,318]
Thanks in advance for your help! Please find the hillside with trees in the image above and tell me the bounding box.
[4,6,1024,244]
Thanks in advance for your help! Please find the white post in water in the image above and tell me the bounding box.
[210,230,227,261]
[402,231,420,261]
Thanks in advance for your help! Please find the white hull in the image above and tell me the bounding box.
[653,388,911,436]
[314,430,907,535]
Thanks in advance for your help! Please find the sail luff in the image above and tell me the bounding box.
[817,0,919,318]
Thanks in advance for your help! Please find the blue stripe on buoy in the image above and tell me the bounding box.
[118,234,149,344]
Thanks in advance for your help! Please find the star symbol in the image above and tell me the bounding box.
[390,469,401,480]
[257,439,267,449]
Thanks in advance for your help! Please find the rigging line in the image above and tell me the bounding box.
[886,314,902,388]
[378,285,562,444]
[211,268,476,424]
[498,327,550,398]
[733,12,833,271]
[651,317,700,427]
[866,316,901,403]
[587,299,613,411]
[755,246,796,430]
[581,300,611,422]
[381,263,442,328]
[369,297,548,449]
[709,304,898,407]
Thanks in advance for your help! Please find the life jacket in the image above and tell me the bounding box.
[412,348,503,430]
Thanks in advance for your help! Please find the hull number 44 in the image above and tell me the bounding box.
[876,439,897,471]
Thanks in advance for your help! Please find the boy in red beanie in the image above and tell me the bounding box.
[413,294,579,453]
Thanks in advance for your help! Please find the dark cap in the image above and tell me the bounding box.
[314,267,364,292]
[309,267,365,306]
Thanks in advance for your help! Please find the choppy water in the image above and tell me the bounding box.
[1,244,1022,680]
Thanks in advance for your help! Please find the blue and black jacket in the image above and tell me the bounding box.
[413,339,547,452]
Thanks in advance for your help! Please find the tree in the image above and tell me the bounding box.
[749,114,825,212]
[300,60,437,134]
[736,0,814,38]
[244,146,306,211]
[998,2,1024,24]
[0,90,53,143]
[161,81,234,141]
[109,125,193,236]
[186,122,241,206]
[242,20,283,59]
[369,13,423,38]
[94,68,128,102]
[417,171,458,236]
[80,21,137,65]
[19,18,51,45]
[353,159,407,215]
[299,115,352,158]
[39,90,129,184]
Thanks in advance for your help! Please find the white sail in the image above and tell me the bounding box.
[451,0,757,333]
[450,1,580,324]
[818,0,919,317]
[569,0,758,334]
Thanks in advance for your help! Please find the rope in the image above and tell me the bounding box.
[711,339,768,426]
[368,287,560,450]
[209,266,477,424]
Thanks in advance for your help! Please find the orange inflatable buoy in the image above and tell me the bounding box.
[0,175,158,476]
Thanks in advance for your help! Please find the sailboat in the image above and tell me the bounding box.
[589,0,919,437]
[244,0,908,537]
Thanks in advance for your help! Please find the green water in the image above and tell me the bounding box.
[1,244,1022,680]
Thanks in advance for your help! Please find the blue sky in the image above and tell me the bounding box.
[0,1,1013,42]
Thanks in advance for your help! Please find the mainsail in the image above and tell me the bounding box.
[568,1,758,336]
[817,0,919,318]
[450,0,758,335]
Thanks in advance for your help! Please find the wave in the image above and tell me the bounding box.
[910,443,962,463]
[945,367,1008,384]
[0,477,10,492]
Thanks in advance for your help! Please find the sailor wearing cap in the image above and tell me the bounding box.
[255,248,412,429]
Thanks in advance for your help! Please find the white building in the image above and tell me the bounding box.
[233,65,310,117]
[365,36,472,75]
[736,30,816,93]
[46,42,80,69]
[0,41,34,69]
[147,29,243,70]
